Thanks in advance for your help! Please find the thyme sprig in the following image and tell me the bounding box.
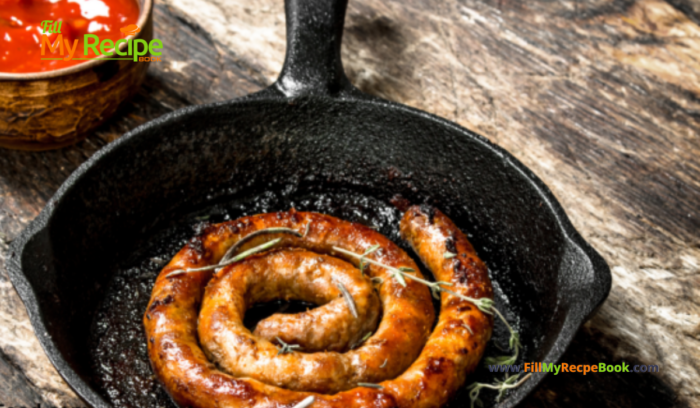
[167,238,282,277]
[484,331,521,366]
[333,277,359,319]
[332,245,527,403]
[292,396,315,408]
[275,336,302,355]
[219,227,302,264]
[332,246,455,302]
[359,244,380,275]
[168,227,304,277]
[357,382,384,389]
[351,331,372,349]
[468,373,532,408]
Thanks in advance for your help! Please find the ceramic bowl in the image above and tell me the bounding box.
[0,0,153,151]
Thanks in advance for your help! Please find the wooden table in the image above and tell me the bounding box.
[1,0,699,407]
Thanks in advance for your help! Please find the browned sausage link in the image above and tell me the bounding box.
[144,208,492,408]
[246,249,380,353]
[199,248,383,392]
[144,210,434,407]
[387,205,494,407]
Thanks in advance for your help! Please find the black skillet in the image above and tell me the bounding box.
[7,0,611,406]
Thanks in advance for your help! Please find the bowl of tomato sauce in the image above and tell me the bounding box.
[0,0,153,150]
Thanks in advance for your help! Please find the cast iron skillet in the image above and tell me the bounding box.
[7,0,611,406]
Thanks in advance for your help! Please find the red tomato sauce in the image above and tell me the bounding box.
[0,0,140,73]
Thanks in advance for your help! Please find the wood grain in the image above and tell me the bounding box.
[0,349,46,408]
[1,0,699,407]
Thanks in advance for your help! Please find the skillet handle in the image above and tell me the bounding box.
[271,0,354,97]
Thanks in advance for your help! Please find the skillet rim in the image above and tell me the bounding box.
[6,92,612,408]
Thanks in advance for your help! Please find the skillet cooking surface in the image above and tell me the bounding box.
[13,97,608,407]
[89,186,529,408]
[7,0,610,406]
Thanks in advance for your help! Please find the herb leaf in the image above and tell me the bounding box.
[357,382,384,389]
[276,337,302,355]
[291,396,315,408]
[359,244,381,274]
[333,277,359,319]
[331,245,529,406]
[168,238,282,277]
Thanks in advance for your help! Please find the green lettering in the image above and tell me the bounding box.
[40,20,54,34]
[84,34,99,56]
[148,39,163,56]
[543,363,554,373]
[622,362,629,372]
[99,39,114,56]
[554,364,560,375]
[128,39,133,55]
[115,39,127,56]
[599,363,606,372]
[132,39,148,61]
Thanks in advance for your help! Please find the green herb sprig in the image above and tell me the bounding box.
[358,244,380,275]
[332,245,526,404]
[219,227,302,264]
[350,331,373,349]
[333,277,359,319]
[468,373,532,408]
[167,227,304,277]
[291,396,315,408]
[357,382,383,389]
[167,238,282,277]
[275,336,302,355]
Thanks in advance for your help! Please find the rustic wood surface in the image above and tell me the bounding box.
[1,0,699,407]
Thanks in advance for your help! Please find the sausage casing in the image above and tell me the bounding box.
[144,207,493,408]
